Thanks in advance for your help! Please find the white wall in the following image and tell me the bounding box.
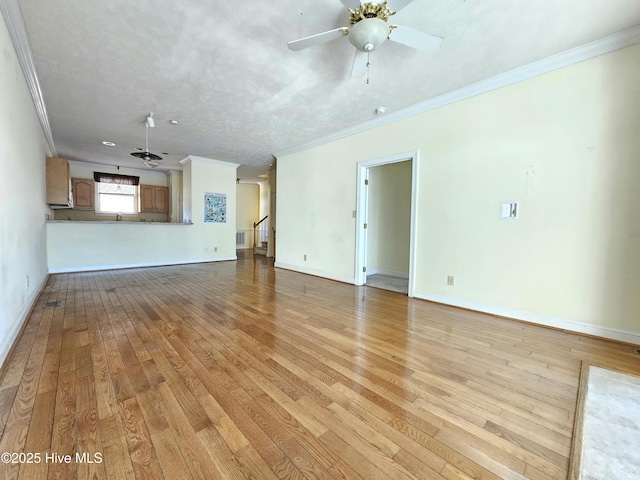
[276,44,640,343]
[47,155,239,272]
[0,14,50,365]
[366,161,412,277]
[46,223,212,272]
[186,156,238,256]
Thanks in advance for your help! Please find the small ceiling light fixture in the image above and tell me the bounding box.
[169,119,179,125]
[145,113,155,128]
[375,106,386,115]
[102,141,116,146]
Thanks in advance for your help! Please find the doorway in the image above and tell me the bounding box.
[355,151,419,297]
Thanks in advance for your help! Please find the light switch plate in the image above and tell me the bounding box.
[501,202,518,219]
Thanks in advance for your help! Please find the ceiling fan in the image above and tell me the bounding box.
[130,113,163,168]
[287,0,443,78]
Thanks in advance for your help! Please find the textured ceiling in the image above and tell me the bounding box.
[16,0,640,180]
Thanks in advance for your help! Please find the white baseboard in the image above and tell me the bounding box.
[48,256,237,274]
[367,268,409,279]
[0,273,49,368]
[274,262,356,285]
[414,291,640,345]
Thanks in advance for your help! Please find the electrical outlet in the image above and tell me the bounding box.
[447,275,455,286]
[304,254,307,261]
[214,247,218,252]
[352,210,357,218]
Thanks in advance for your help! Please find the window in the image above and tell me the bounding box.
[94,172,139,214]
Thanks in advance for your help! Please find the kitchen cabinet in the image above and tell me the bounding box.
[139,185,168,213]
[72,178,94,210]
[46,157,73,207]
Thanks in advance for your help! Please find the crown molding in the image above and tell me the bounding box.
[273,24,640,159]
[180,155,240,169]
[0,0,56,155]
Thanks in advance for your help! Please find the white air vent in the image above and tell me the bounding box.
[236,231,245,246]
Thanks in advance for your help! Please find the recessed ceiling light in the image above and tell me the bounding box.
[375,107,386,115]
[102,141,116,146]
[169,119,179,125]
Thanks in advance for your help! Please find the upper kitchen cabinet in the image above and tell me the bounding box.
[140,185,168,213]
[71,178,94,210]
[46,157,73,208]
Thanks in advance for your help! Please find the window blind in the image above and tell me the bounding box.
[93,172,140,186]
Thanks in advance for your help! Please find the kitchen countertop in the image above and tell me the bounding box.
[47,220,193,225]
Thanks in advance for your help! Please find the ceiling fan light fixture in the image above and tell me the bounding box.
[349,18,388,52]
[130,113,163,163]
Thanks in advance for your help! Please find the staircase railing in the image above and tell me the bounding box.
[253,215,268,252]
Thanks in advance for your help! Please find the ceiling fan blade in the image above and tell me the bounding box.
[389,25,443,50]
[287,28,349,51]
[339,0,362,9]
[351,50,368,78]
[390,0,416,12]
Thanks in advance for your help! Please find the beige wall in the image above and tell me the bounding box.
[0,15,50,364]
[258,180,269,220]
[276,44,640,341]
[366,161,412,277]
[236,183,260,230]
[236,183,260,248]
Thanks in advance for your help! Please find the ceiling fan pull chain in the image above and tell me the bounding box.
[366,51,371,84]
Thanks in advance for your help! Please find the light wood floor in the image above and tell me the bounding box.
[1,257,639,479]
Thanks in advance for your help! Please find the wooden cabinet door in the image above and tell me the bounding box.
[140,185,168,213]
[72,178,95,210]
[46,157,71,205]
[154,187,168,213]
[139,185,156,213]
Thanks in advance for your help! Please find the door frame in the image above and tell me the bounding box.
[355,150,419,297]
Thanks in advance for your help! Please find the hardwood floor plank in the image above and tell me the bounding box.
[75,374,107,480]
[23,389,55,453]
[118,394,164,479]
[197,394,249,453]
[196,425,251,480]
[48,370,76,480]
[392,449,445,480]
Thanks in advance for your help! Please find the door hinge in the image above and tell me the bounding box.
[363,223,367,229]
[364,179,369,185]
[363,266,367,273]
